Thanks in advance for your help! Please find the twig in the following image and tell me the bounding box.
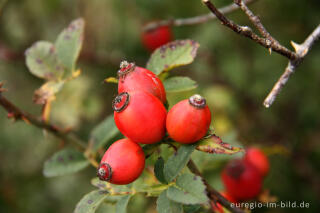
[187,159,244,213]
[263,24,320,107]
[234,0,281,47]
[0,83,87,151]
[202,0,298,60]
[143,0,256,31]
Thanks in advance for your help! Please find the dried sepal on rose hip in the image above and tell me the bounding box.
[113,91,167,144]
[97,138,145,185]
[245,147,270,177]
[118,60,166,103]
[222,159,263,201]
[166,94,211,144]
[141,25,172,51]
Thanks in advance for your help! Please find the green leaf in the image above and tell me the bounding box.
[183,204,202,213]
[115,195,131,213]
[91,177,131,194]
[164,144,196,182]
[33,81,64,104]
[74,190,109,213]
[164,76,197,93]
[167,173,209,205]
[196,134,244,154]
[154,156,167,184]
[157,190,183,213]
[89,115,119,152]
[25,41,64,80]
[43,148,89,177]
[55,18,85,74]
[146,40,199,75]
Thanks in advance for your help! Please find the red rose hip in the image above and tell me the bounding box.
[142,25,172,51]
[245,147,270,177]
[222,159,262,201]
[166,94,211,144]
[113,91,167,144]
[118,61,166,103]
[97,138,145,185]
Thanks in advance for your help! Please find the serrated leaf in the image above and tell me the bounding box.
[167,173,209,205]
[196,135,244,154]
[33,81,64,104]
[25,41,64,80]
[116,195,131,213]
[164,76,197,93]
[164,144,196,182]
[154,156,167,184]
[89,115,119,152]
[146,40,199,75]
[91,177,131,194]
[43,148,89,177]
[157,190,183,213]
[55,18,84,75]
[74,190,109,213]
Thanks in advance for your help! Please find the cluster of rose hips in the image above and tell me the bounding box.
[97,61,212,185]
[213,148,270,212]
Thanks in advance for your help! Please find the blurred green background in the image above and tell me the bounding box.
[0,0,320,212]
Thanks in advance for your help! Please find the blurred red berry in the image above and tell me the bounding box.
[222,159,262,201]
[142,25,172,51]
[245,147,270,177]
[211,191,237,213]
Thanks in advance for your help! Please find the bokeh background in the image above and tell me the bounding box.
[0,0,320,212]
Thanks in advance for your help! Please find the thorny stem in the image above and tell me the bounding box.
[263,25,320,107]
[202,0,298,60]
[0,83,99,168]
[202,0,320,107]
[234,0,281,47]
[187,159,244,213]
[143,0,256,31]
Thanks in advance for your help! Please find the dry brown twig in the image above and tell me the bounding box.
[143,0,256,31]
[202,0,320,107]
[263,25,320,107]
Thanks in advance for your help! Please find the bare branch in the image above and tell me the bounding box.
[143,0,256,31]
[202,0,298,60]
[234,0,281,48]
[187,159,244,213]
[263,24,320,107]
[0,83,87,151]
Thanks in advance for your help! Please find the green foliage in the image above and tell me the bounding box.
[154,156,167,184]
[164,145,196,182]
[25,41,64,81]
[43,148,89,177]
[24,18,84,105]
[146,40,200,75]
[115,195,131,213]
[164,76,198,93]
[89,115,119,153]
[74,190,109,213]
[157,190,183,213]
[166,173,209,205]
[55,18,85,76]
